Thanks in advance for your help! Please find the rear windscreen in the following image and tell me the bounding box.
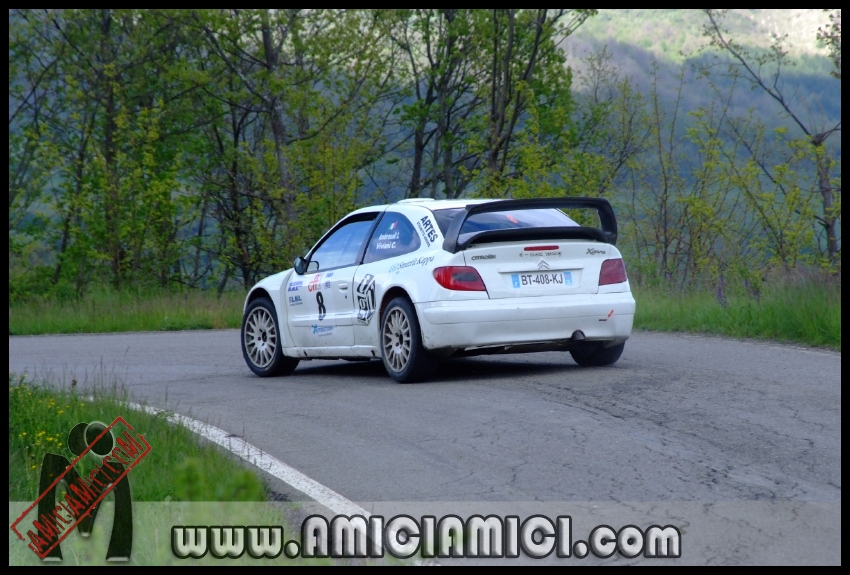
[432,208,579,236]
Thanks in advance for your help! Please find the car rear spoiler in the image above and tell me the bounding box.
[441,197,618,253]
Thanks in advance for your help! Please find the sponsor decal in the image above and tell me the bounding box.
[326,272,334,278]
[307,274,322,292]
[388,255,435,274]
[324,280,331,289]
[471,254,496,261]
[586,248,606,255]
[356,274,376,325]
[288,295,303,306]
[507,214,519,224]
[287,281,302,292]
[415,216,438,247]
[520,251,561,257]
[311,324,334,336]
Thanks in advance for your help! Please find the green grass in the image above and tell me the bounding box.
[8,372,267,502]
[9,287,245,335]
[8,278,841,350]
[632,278,841,350]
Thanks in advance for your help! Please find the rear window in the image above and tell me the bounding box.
[432,208,579,236]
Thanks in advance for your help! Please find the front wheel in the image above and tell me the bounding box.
[570,341,625,367]
[242,297,299,377]
[381,297,438,383]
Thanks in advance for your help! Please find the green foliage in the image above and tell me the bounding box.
[8,9,840,307]
[9,286,244,335]
[633,272,841,349]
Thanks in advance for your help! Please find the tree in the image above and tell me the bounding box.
[703,9,841,264]
[817,9,841,79]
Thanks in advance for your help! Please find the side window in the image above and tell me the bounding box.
[309,219,375,271]
[363,213,421,264]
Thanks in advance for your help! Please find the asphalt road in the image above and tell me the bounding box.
[8,330,841,564]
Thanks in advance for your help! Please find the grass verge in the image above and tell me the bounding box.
[8,278,841,350]
[9,287,244,335]
[632,278,841,350]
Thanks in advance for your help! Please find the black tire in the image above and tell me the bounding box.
[241,297,299,377]
[570,341,625,367]
[380,297,438,383]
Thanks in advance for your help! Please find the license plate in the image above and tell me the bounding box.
[511,272,572,288]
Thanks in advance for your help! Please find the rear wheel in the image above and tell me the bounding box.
[242,297,299,377]
[381,297,437,383]
[570,341,625,367]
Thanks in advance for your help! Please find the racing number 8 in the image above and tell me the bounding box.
[316,291,326,320]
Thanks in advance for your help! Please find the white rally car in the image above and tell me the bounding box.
[241,197,635,383]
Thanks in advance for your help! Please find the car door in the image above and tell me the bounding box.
[287,213,379,348]
[352,211,423,350]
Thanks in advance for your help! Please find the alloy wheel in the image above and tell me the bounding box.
[383,308,412,372]
[244,307,277,368]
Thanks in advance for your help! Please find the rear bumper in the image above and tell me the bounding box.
[415,292,635,352]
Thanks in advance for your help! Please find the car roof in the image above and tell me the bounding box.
[347,198,497,217]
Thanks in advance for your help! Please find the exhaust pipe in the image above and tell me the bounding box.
[571,330,586,341]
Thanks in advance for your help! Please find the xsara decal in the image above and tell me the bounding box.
[356,274,376,325]
[587,248,607,255]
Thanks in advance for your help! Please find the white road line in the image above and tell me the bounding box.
[130,403,371,519]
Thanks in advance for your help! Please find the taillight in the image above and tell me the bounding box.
[599,258,627,285]
[433,266,487,291]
